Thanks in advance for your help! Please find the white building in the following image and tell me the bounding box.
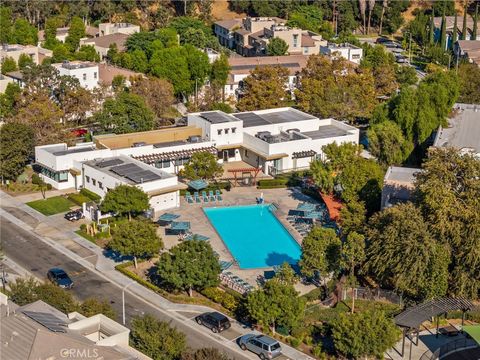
[52,61,99,90]
[35,107,359,209]
[99,22,140,36]
[381,166,421,209]
[320,43,363,64]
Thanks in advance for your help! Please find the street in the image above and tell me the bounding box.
[0,216,254,360]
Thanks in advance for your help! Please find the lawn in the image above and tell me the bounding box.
[27,196,74,216]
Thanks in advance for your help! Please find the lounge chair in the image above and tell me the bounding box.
[193,192,201,203]
[215,190,223,201]
[208,190,216,202]
[185,192,194,204]
[201,191,209,202]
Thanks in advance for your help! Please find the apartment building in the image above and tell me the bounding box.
[0,44,39,65]
[52,61,99,90]
[215,17,326,57]
[80,33,129,59]
[99,22,140,36]
[320,43,363,64]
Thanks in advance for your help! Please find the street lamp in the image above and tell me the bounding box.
[122,281,135,325]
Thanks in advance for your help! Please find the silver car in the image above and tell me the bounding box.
[239,334,282,359]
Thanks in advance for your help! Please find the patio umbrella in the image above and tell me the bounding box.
[158,213,180,222]
[188,179,208,191]
[171,221,191,230]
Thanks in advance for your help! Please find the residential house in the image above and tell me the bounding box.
[80,33,129,60]
[38,25,99,43]
[97,63,143,86]
[320,43,364,64]
[381,166,421,209]
[434,15,480,50]
[52,61,100,90]
[0,295,150,360]
[454,40,480,66]
[0,74,14,93]
[0,44,40,65]
[215,17,326,57]
[99,22,140,36]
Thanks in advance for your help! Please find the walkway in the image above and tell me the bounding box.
[0,190,314,360]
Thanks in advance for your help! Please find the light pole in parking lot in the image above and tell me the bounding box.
[122,281,135,325]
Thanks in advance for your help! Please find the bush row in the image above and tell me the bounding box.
[201,287,239,312]
[80,188,101,202]
[257,184,288,189]
[180,181,231,196]
[67,193,91,206]
[257,178,289,186]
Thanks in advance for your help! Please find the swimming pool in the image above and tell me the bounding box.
[204,204,301,269]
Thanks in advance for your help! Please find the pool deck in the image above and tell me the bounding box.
[159,186,319,295]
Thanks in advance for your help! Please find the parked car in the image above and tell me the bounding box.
[64,209,84,221]
[195,312,231,333]
[239,334,282,359]
[47,268,74,289]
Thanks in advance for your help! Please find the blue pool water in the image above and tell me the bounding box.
[204,204,301,269]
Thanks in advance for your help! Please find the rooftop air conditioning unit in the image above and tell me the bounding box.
[188,136,201,143]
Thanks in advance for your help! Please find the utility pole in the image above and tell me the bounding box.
[122,282,135,325]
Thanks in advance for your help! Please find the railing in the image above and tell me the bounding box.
[419,338,479,360]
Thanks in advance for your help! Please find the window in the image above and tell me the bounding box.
[94,72,97,79]
[303,46,309,54]
[217,129,222,135]
[244,149,249,158]
[352,54,360,59]
[293,34,298,47]
[92,179,96,186]
[98,182,103,189]
[38,165,69,183]
[83,73,87,81]
[225,128,229,134]
[175,157,189,166]
[155,160,170,168]
[85,176,90,183]
[231,127,236,133]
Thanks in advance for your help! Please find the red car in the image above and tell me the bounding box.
[71,128,88,137]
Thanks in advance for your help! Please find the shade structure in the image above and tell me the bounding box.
[288,209,309,217]
[170,221,191,230]
[158,213,180,222]
[464,325,480,345]
[188,179,208,191]
[184,233,210,241]
[297,203,316,211]
[219,260,233,271]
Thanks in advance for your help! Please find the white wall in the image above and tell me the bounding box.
[54,63,99,90]
[187,113,243,146]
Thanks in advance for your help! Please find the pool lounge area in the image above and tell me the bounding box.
[204,204,301,269]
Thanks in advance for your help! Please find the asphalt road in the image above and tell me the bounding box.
[0,216,252,360]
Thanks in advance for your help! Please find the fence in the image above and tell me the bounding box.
[419,338,479,360]
[342,287,402,305]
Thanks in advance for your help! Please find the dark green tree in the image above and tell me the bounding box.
[96,91,155,134]
[131,314,186,360]
[339,199,367,236]
[458,63,480,104]
[12,19,38,45]
[75,45,101,62]
[0,122,34,181]
[180,151,223,180]
[0,7,13,43]
[65,16,85,52]
[1,56,17,74]
[6,277,38,305]
[246,279,305,333]
[367,121,412,166]
[473,3,478,40]
[266,37,289,56]
[461,4,468,40]
[331,310,400,359]
[429,13,435,46]
[35,282,78,313]
[149,47,191,95]
[440,9,447,50]
[299,227,341,279]
[156,240,221,296]
[18,53,34,70]
[79,298,116,319]
[109,219,162,268]
[0,82,21,118]
[100,185,150,221]
[182,28,207,48]
[366,203,450,300]
[451,12,458,50]
[396,65,418,87]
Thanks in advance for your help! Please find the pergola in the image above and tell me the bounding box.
[227,167,262,187]
[394,298,474,359]
[132,146,217,165]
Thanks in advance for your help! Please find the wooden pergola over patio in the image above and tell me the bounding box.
[228,167,262,187]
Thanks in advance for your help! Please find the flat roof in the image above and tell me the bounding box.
[434,106,480,153]
[302,125,349,139]
[50,146,96,156]
[199,111,237,124]
[234,108,317,128]
[384,166,421,184]
[84,156,173,185]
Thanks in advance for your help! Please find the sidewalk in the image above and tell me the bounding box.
[0,190,314,360]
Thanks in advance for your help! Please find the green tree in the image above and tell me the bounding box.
[361,44,398,96]
[52,43,72,63]
[461,4,468,40]
[182,28,207,48]
[367,121,412,165]
[180,151,223,180]
[0,82,21,118]
[415,148,480,298]
[75,45,101,62]
[79,298,116,319]
[458,63,480,104]
[287,5,324,32]
[331,310,400,359]
[341,231,366,313]
[96,91,155,134]
[473,3,478,40]
[131,314,186,360]
[12,19,38,45]
[130,49,149,73]
[310,158,334,194]
[100,185,150,221]
[237,65,291,111]
[451,12,458,50]
[43,17,62,49]
[429,13,435,45]
[7,277,38,305]
[0,7,13,43]
[109,219,162,268]
[210,53,230,101]
[1,56,17,74]
[184,45,211,91]
[65,16,85,52]
[156,240,220,296]
[18,53,34,70]
[396,66,418,87]
[0,122,34,181]
[296,55,377,122]
[150,47,191,95]
[339,199,367,236]
[266,37,289,56]
[130,77,175,124]
[440,9,447,50]
[274,262,298,285]
[181,348,232,360]
[35,282,78,313]
[366,203,450,300]
[246,280,305,333]
[299,227,341,279]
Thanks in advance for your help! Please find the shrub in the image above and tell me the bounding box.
[67,193,91,206]
[302,287,325,302]
[80,188,101,202]
[31,173,42,185]
[257,184,288,189]
[289,337,301,348]
[80,224,87,231]
[257,178,288,187]
[201,287,239,311]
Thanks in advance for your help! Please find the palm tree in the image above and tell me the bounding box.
[359,0,367,34]
[367,0,376,34]
[379,0,389,35]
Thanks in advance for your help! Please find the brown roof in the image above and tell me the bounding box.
[215,19,242,30]
[38,25,98,41]
[228,55,310,76]
[301,34,315,47]
[83,33,129,51]
[234,28,250,35]
[97,63,143,85]
[458,40,480,52]
[434,15,479,33]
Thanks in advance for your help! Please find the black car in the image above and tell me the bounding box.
[47,268,74,289]
[64,209,84,221]
[195,312,231,333]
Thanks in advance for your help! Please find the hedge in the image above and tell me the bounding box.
[80,188,101,202]
[180,182,231,196]
[257,179,289,186]
[257,184,288,189]
[201,287,239,311]
[68,193,91,206]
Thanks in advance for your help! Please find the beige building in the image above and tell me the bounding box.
[99,22,140,36]
[80,33,130,59]
[455,40,480,67]
[0,44,39,65]
[0,74,14,93]
[215,17,326,57]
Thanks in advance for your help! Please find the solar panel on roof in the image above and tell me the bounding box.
[234,112,270,127]
[22,311,67,333]
[231,63,300,71]
[126,170,161,183]
[96,158,124,168]
[200,112,233,124]
[110,163,140,176]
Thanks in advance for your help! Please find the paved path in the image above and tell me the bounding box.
[0,191,313,360]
